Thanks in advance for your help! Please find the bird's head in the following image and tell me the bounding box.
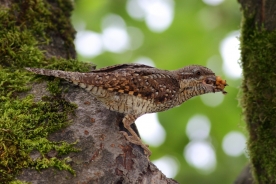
[175,65,227,98]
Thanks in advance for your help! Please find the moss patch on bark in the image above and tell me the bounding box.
[0,1,92,183]
[240,14,276,184]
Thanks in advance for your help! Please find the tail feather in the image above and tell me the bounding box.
[25,67,79,81]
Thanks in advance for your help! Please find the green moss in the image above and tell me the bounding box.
[45,57,94,72]
[240,14,276,183]
[0,1,91,183]
[9,181,29,184]
[0,95,77,182]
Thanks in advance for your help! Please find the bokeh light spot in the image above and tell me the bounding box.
[135,113,166,147]
[200,93,224,107]
[144,0,174,32]
[75,31,103,57]
[184,141,216,173]
[102,27,129,53]
[220,31,242,79]
[153,156,179,178]
[126,0,145,20]
[133,56,155,67]
[186,114,211,140]
[202,0,224,6]
[101,14,129,53]
[126,0,174,33]
[101,13,126,29]
[222,131,246,157]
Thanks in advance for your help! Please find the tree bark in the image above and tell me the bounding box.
[238,0,276,183]
[234,164,253,184]
[0,1,177,183]
[17,82,176,184]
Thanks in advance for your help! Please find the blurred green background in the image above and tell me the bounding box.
[71,0,246,183]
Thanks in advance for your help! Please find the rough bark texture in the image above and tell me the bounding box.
[239,0,276,31]
[0,0,177,183]
[238,0,276,183]
[17,82,176,184]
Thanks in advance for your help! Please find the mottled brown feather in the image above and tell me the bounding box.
[79,65,179,103]
[89,63,154,73]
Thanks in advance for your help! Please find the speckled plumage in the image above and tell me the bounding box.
[26,63,227,156]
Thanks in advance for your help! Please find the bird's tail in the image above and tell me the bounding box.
[25,67,79,81]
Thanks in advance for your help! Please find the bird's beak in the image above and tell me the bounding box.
[203,76,228,94]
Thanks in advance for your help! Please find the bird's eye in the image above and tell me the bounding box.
[196,71,201,76]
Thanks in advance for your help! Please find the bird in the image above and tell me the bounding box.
[26,63,227,156]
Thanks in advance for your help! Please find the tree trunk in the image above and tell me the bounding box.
[0,1,177,183]
[234,164,253,184]
[238,0,276,183]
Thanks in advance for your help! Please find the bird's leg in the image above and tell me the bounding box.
[121,114,152,156]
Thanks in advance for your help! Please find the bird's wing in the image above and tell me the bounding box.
[81,67,180,103]
[91,63,154,72]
